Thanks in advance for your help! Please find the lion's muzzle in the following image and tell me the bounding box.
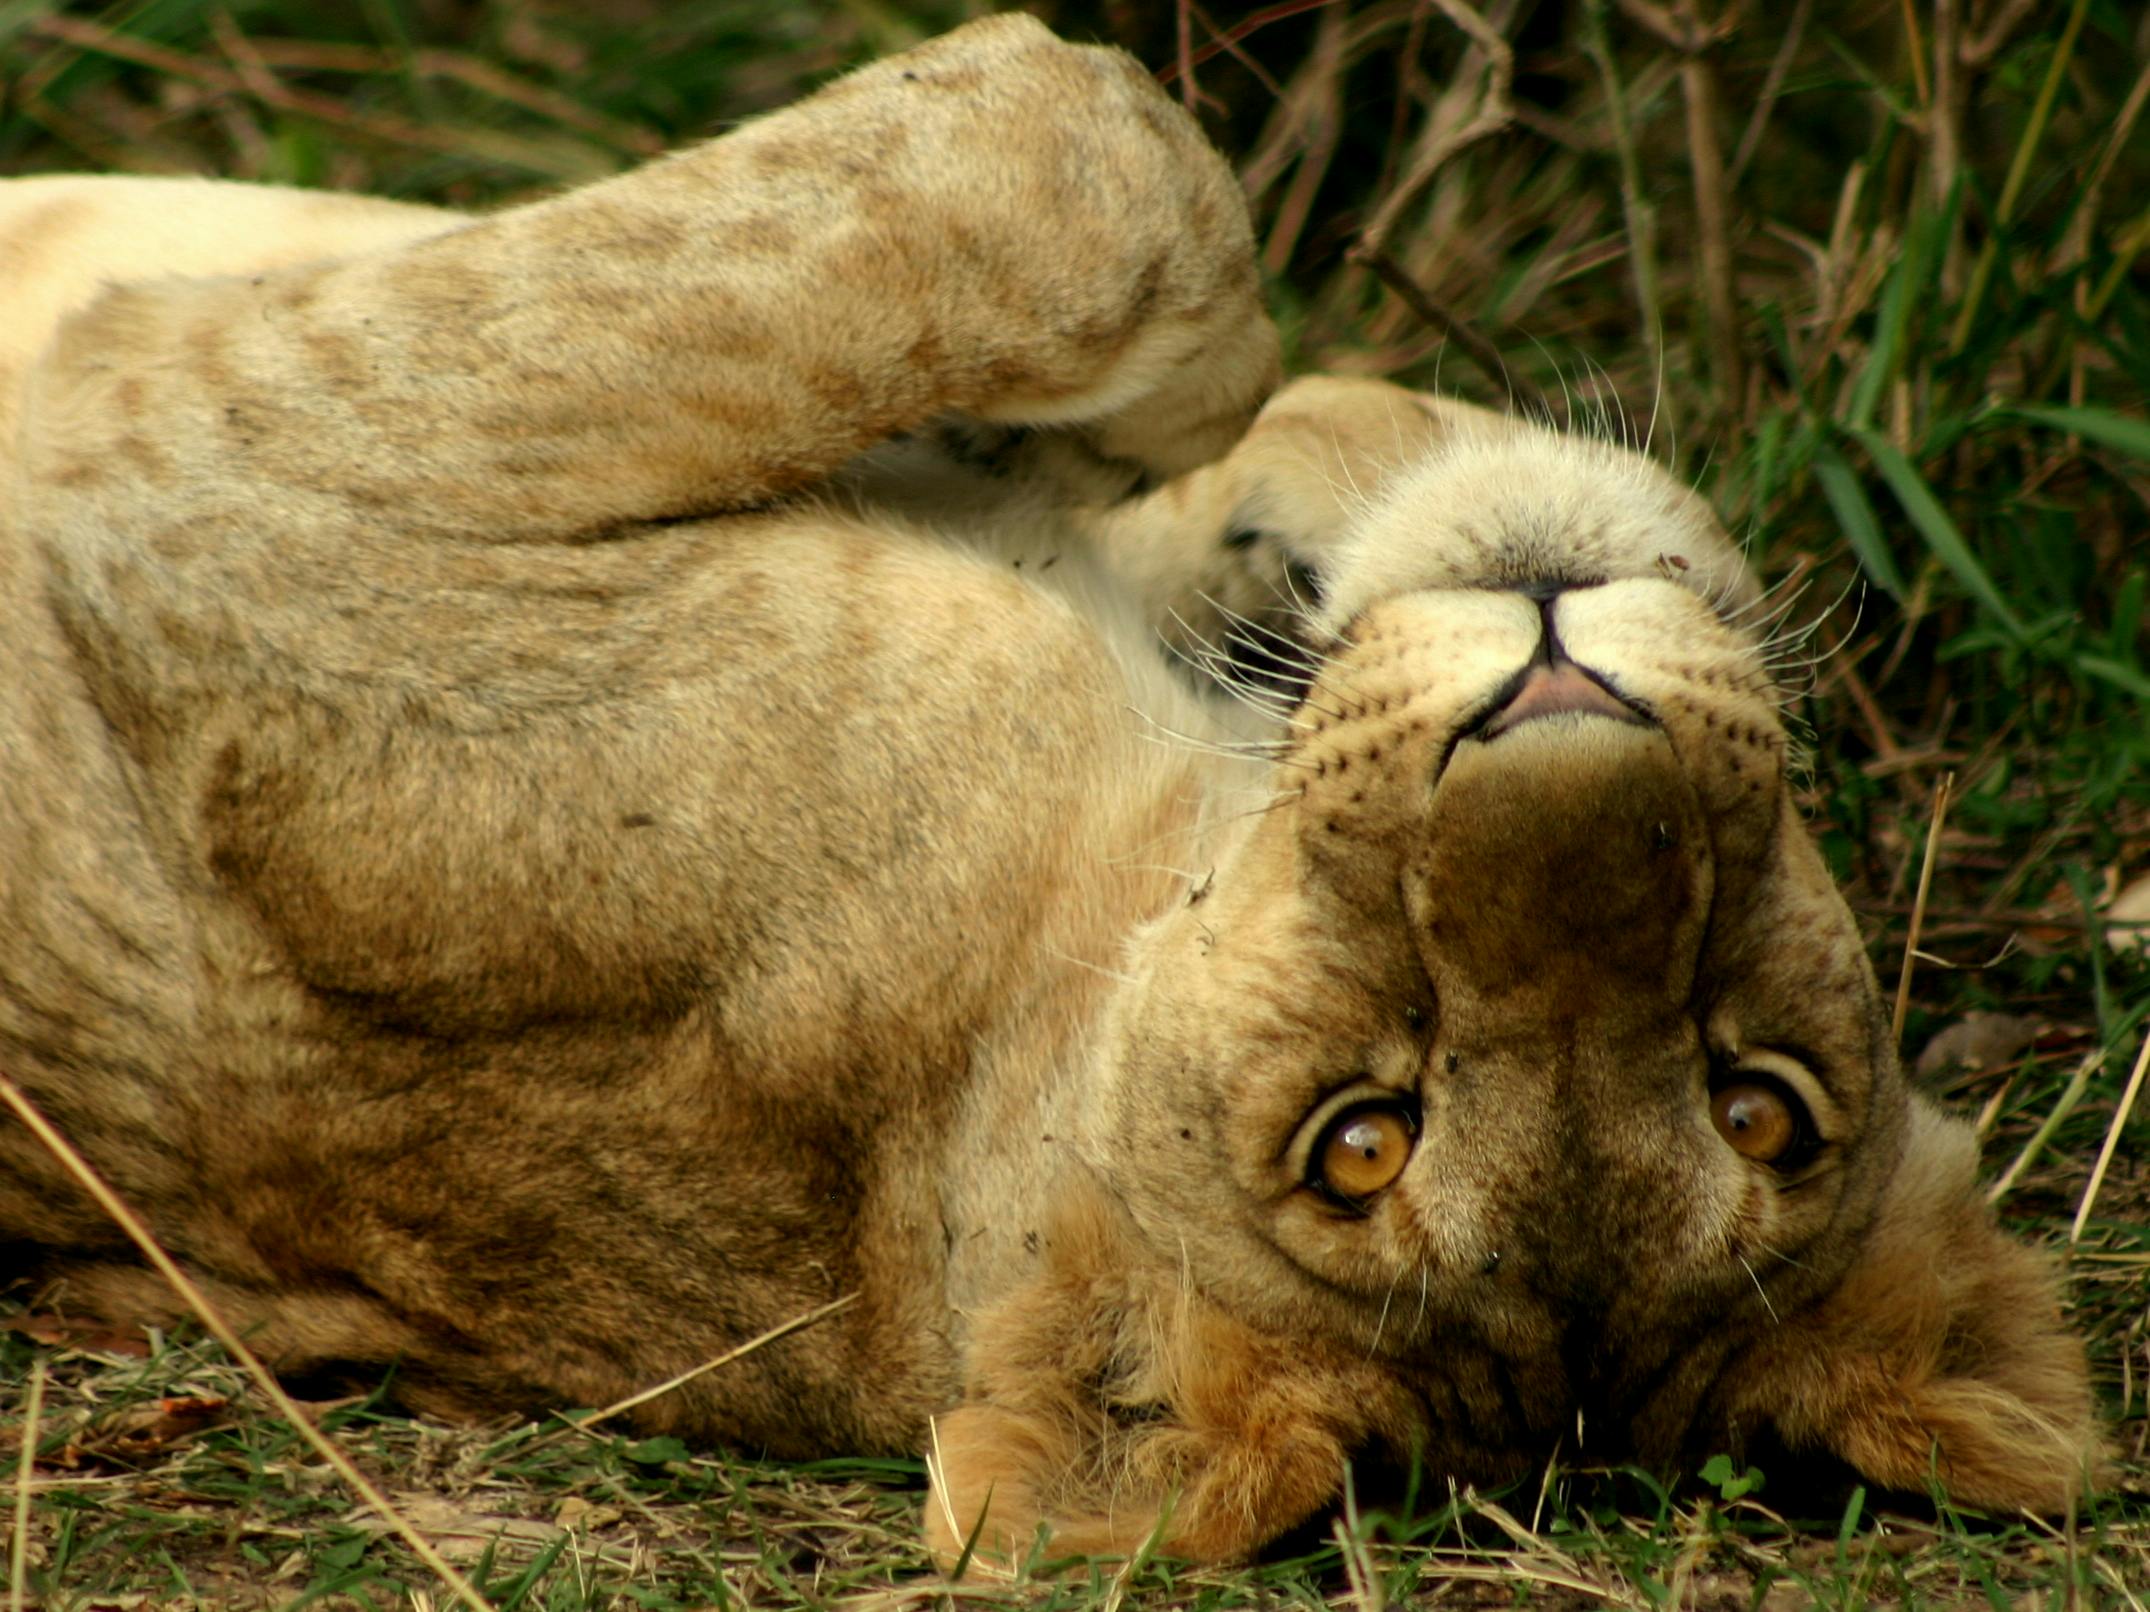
[1408,712,1713,1013]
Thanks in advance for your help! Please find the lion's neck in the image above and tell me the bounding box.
[934,641,1271,1321]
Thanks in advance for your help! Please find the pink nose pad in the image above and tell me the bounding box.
[1479,662,1641,739]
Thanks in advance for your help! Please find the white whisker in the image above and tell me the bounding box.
[1125,708,1305,768]
[1368,1268,1401,1358]
[1043,947,1138,986]
[1736,1253,1781,1326]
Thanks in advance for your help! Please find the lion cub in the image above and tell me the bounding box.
[0,14,2097,1568]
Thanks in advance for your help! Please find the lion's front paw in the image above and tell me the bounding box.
[846,17,1278,481]
[1078,376,1458,680]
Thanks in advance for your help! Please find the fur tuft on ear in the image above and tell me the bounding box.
[923,1183,1423,1569]
[1721,1099,2102,1512]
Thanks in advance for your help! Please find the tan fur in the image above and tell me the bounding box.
[0,15,2098,1568]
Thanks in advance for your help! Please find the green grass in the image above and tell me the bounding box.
[5,0,2148,1606]
[9,1314,2146,1609]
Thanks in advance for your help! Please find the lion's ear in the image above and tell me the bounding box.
[923,1186,1419,1570]
[1722,1100,2101,1511]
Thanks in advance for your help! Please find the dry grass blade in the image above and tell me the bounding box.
[1358,250,1544,411]
[1347,0,1547,412]
[1892,769,1955,1045]
[1154,0,1343,85]
[1175,0,1199,110]
[1355,0,1514,254]
[0,1071,498,1612]
[240,38,663,154]
[1255,3,1343,272]
[1897,0,1929,111]
[7,1359,40,1612]
[1580,0,1662,359]
[1988,1048,2100,1206]
[1671,1,1741,408]
[1730,0,1811,186]
[1452,1493,1626,1599]
[518,1291,859,1456]
[24,12,610,177]
[1330,1514,1381,1612]
[919,1411,1021,1585]
[2071,1027,2150,1243]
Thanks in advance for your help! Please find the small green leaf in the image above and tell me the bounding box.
[1847,191,1955,431]
[1848,265,1910,433]
[2112,571,2146,657]
[624,1435,691,1465]
[1813,446,1908,600]
[1836,1482,1867,1566]
[948,1478,994,1583]
[2080,654,2150,701]
[1697,1452,1762,1500]
[494,1532,572,1611]
[1845,426,2025,641]
[2008,403,2150,461]
[319,1532,371,1570]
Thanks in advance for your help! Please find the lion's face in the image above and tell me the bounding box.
[1097,553,1901,1466]
[928,384,2094,1568]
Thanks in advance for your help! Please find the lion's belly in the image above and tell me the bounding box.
[0,171,1221,1453]
[6,494,1201,1449]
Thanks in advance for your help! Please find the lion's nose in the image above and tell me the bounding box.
[1478,660,1640,738]
[1510,577,1602,603]
[1487,657,1634,735]
[1470,584,1649,739]
[1453,580,1651,739]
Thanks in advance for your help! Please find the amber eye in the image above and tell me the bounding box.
[1311,1102,1417,1206]
[1710,1077,1815,1168]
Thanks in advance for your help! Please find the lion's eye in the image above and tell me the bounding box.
[1710,1077,1815,1168]
[1312,1102,1417,1204]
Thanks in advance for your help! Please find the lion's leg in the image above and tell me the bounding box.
[1063,379,1461,692]
[14,15,1273,562]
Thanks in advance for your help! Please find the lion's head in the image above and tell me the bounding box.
[926,379,2098,1567]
